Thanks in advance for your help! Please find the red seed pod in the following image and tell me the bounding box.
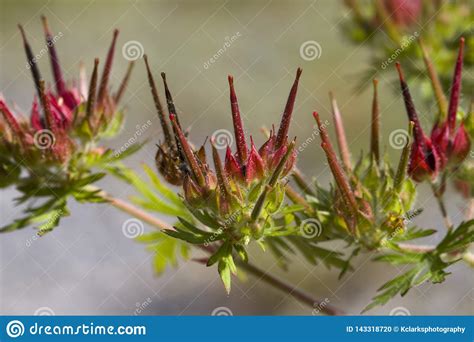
[396,62,440,182]
[449,123,471,165]
[407,137,439,182]
[245,138,265,183]
[429,38,471,167]
[221,69,301,184]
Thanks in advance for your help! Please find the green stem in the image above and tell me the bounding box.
[292,168,316,196]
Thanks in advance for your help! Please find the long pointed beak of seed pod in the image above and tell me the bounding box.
[228,75,247,165]
[41,15,66,96]
[370,79,380,165]
[170,113,205,187]
[18,24,42,97]
[447,37,465,135]
[275,68,302,149]
[85,58,99,132]
[329,91,351,171]
[114,61,135,104]
[419,38,448,119]
[395,62,425,145]
[313,111,358,219]
[97,29,119,106]
[143,55,174,148]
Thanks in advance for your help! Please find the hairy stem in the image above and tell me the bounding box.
[395,244,474,267]
[466,198,474,221]
[236,260,345,316]
[98,190,343,315]
[285,185,314,214]
[430,183,452,230]
[397,243,435,253]
[102,192,175,231]
[292,168,316,196]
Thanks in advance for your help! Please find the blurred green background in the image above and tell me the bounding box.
[0,0,472,315]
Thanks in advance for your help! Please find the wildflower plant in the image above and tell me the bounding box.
[0,17,135,234]
[121,48,472,306]
[1,16,473,315]
[134,63,344,292]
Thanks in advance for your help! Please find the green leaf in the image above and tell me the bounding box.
[437,219,474,254]
[136,231,190,275]
[234,244,248,263]
[390,225,435,243]
[110,166,183,216]
[142,164,182,207]
[165,227,210,245]
[0,196,69,235]
[362,267,420,313]
[374,253,421,265]
[207,241,231,267]
[218,258,232,294]
[366,221,473,312]
[176,217,214,237]
[99,110,125,138]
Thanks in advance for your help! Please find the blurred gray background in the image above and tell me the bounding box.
[0,0,472,315]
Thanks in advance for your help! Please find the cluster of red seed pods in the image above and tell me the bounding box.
[0,16,133,164]
[396,38,470,182]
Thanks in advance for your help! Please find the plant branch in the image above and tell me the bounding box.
[430,182,452,229]
[97,189,344,315]
[466,198,474,221]
[236,259,345,316]
[101,192,175,231]
[397,243,435,253]
[285,185,314,214]
[397,243,474,267]
[291,168,316,196]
